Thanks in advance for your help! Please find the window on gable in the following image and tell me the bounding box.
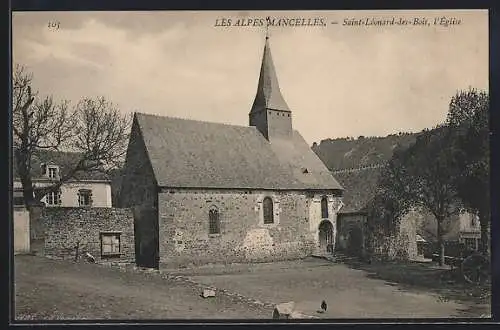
[47,165,59,179]
[45,189,62,206]
[263,197,274,224]
[78,189,93,206]
[100,232,121,257]
[209,207,220,235]
[48,167,56,179]
[321,196,329,219]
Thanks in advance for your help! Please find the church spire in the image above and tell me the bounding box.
[250,32,290,114]
[249,32,293,141]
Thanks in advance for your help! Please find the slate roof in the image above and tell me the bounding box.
[135,113,343,191]
[335,167,383,213]
[12,150,110,182]
[250,37,290,114]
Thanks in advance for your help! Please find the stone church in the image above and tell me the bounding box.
[120,36,344,268]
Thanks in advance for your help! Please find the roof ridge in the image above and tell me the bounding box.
[135,112,257,131]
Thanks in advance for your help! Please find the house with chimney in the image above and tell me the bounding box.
[120,36,344,268]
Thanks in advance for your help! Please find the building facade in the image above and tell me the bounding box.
[13,151,112,208]
[121,36,344,268]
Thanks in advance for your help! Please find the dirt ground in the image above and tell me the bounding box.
[165,257,491,318]
[14,255,271,320]
[14,255,491,321]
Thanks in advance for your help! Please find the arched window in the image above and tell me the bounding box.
[209,207,220,234]
[321,196,329,219]
[263,197,274,224]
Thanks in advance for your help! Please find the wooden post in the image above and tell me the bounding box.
[75,241,80,262]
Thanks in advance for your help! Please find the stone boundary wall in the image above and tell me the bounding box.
[39,207,135,263]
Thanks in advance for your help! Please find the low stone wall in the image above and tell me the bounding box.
[369,213,418,261]
[39,207,135,263]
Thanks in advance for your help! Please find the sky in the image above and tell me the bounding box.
[12,10,488,145]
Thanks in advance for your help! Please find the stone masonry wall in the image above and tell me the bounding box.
[158,189,320,267]
[40,207,135,263]
[369,211,418,261]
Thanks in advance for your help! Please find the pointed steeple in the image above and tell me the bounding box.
[250,35,290,114]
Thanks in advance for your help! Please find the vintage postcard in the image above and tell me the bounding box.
[11,10,491,321]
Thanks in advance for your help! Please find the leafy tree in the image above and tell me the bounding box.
[370,148,413,234]
[375,127,460,266]
[12,64,131,207]
[446,88,490,254]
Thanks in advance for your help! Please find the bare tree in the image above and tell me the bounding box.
[12,64,131,206]
[13,65,75,205]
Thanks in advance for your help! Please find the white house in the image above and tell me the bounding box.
[13,150,112,208]
[456,211,481,251]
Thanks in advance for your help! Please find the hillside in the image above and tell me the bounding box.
[312,133,418,171]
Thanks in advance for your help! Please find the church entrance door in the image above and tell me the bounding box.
[318,220,334,254]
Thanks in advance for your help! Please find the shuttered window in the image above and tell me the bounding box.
[101,232,121,257]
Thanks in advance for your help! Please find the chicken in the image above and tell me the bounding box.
[321,300,327,312]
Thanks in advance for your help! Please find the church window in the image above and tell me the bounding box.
[263,197,274,224]
[321,196,329,219]
[209,207,220,234]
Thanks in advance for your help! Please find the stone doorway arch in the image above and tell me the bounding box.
[318,220,334,254]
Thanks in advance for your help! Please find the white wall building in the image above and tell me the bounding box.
[13,151,113,208]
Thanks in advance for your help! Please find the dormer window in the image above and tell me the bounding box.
[48,166,58,179]
[44,165,60,179]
